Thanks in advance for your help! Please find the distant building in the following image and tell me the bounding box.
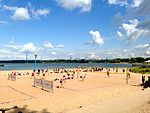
[145,60,150,64]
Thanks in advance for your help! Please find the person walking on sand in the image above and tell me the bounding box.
[60,76,65,88]
[107,70,110,77]
[126,72,130,84]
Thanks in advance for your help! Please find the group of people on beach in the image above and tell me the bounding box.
[58,74,87,88]
[31,68,49,78]
[30,67,137,88]
[56,70,77,88]
[11,71,30,76]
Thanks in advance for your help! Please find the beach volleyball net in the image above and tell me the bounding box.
[34,78,53,92]
[8,74,16,81]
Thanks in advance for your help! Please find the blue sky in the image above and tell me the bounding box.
[0,0,150,60]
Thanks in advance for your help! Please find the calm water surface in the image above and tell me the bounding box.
[0,63,132,71]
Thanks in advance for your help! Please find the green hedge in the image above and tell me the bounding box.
[131,67,150,74]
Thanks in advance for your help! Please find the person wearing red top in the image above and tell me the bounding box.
[31,72,34,79]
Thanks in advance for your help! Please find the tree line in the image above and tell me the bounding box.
[0,57,150,63]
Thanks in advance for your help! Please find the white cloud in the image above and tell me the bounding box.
[51,51,56,55]
[9,38,16,45]
[130,53,135,57]
[55,0,92,12]
[20,43,36,53]
[89,52,98,59]
[12,7,30,20]
[108,0,116,4]
[43,42,54,48]
[131,0,143,7]
[0,48,25,60]
[113,12,123,26]
[120,19,149,42]
[3,5,49,21]
[84,41,94,46]
[36,47,44,52]
[43,42,65,49]
[108,0,143,7]
[3,5,17,11]
[137,19,150,30]
[5,39,22,50]
[68,53,75,56]
[89,30,104,45]
[102,48,147,59]
[135,44,150,49]
[1,41,52,60]
[145,50,150,56]
[56,44,65,48]
[32,9,50,18]
[108,0,128,6]
[0,48,13,55]
[5,44,21,50]
[123,49,128,52]
[117,31,123,39]
[3,6,30,21]
[127,0,150,16]
[67,52,75,59]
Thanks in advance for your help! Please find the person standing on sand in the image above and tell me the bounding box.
[116,68,118,73]
[142,75,145,85]
[148,76,150,86]
[122,69,125,73]
[42,72,45,77]
[31,70,35,79]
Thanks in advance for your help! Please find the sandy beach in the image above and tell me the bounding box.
[0,68,150,113]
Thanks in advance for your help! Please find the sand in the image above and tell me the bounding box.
[0,68,149,113]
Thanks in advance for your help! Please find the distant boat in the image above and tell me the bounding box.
[0,64,4,67]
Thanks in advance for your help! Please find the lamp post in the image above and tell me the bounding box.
[34,54,37,72]
[33,54,37,87]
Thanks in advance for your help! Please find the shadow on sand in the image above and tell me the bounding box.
[10,105,51,113]
[131,84,142,87]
